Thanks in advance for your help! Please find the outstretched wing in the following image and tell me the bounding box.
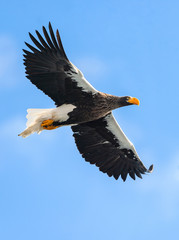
[72,113,153,181]
[23,22,98,106]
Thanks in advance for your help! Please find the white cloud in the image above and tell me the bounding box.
[137,151,179,220]
[74,56,107,80]
[0,115,61,168]
[2,115,179,221]
[0,35,19,87]
[0,114,60,141]
[0,115,25,138]
[114,113,143,143]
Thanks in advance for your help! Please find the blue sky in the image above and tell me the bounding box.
[0,0,179,239]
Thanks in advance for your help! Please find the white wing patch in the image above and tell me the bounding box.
[105,113,139,157]
[53,104,76,122]
[67,62,98,94]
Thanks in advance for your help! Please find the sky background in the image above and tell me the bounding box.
[0,0,179,239]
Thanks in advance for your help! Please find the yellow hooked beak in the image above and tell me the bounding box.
[127,97,140,106]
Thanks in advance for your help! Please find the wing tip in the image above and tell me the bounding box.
[28,32,32,38]
[48,21,52,28]
[147,164,154,173]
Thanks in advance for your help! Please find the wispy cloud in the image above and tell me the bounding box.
[137,151,179,220]
[74,56,107,80]
[0,115,60,168]
[0,35,19,87]
[0,114,61,141]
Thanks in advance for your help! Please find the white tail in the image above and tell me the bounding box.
[18,108,54,138]
[19,104,76,138]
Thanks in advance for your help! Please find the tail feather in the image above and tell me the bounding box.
[26,109,50,127]
[18,124,42,138]
[19,108,53,138]
[19,104,75,138]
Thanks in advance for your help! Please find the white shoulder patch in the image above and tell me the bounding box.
[67,62,98,94]
[53,104,77,122]
[105,114,139,156]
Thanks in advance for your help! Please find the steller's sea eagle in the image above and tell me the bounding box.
[19,22,153,181]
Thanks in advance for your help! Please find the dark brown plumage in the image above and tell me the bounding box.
[19,22,153,181]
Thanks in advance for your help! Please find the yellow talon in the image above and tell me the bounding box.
[41,119,59,130]
[41,119,54,126]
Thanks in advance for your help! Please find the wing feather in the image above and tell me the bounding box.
[29,32,45,51]
[48,22,59,50]
[25,42,41,54]
[72,113,153,181]
[56,29,69,60]
[35,30,50,49]
[42,25,55,49]
[23,22,97,106]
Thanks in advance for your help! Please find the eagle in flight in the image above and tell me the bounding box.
[19,22,153,181]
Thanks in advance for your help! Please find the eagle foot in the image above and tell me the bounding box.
[41,119,59,130]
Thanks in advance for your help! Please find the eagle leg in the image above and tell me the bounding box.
[41,119,59,130]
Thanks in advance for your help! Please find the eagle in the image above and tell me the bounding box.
[19,22,153,181]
